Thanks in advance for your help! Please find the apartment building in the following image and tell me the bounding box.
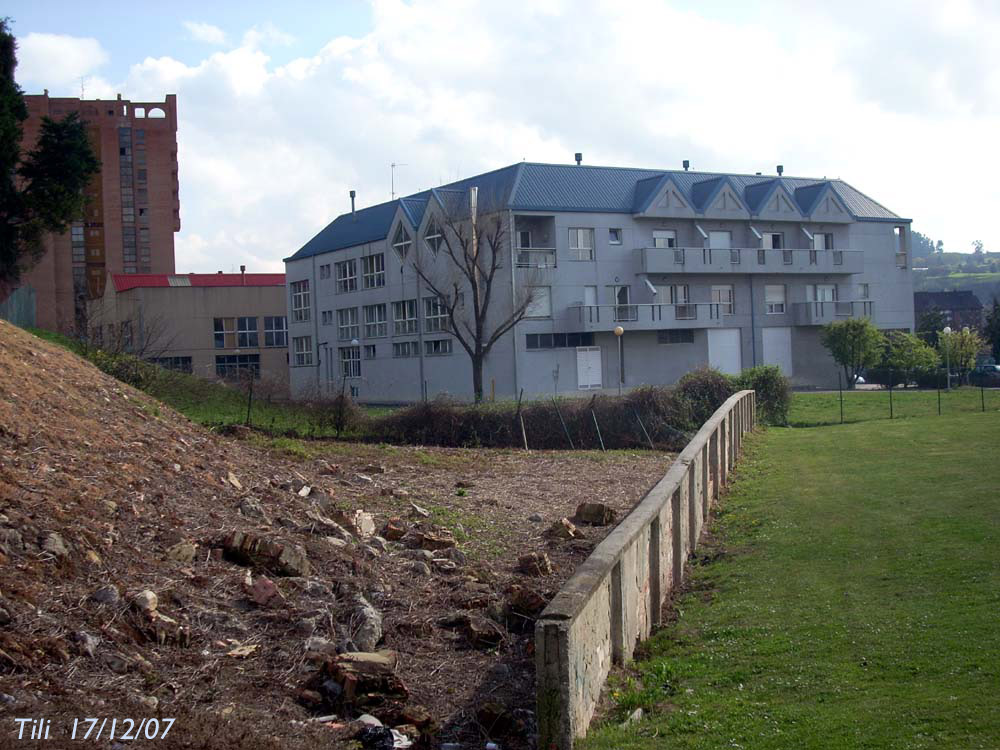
[284,161,913,401]
[90,271,289,390]
[4,93,180,333]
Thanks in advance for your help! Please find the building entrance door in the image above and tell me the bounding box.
[576,346,602,390]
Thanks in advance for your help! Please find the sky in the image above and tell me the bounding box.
[9,0,999,273]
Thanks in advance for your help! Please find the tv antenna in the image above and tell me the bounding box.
[391,162,407,200]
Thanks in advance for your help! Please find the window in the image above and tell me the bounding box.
[609,228,622,245]
[319,264,331,279]
[363,344,377,360]
[293,336,313,366]
[613,285,636,321]
[667,284,695,320]
[137,169,147,182]
[237,316,258,347]
[424,297,451,332]
[364,303,388,338]
[362,253,385,289]
[393,299,418,335]
[392,224,412,261]
[517,230,532,249]
[762,232,783,249]
[568,228,595,261]
[425,339,453,356]
[424,219,444,254]
[858,283,870,299]
[340,346,361,378]
[525,332,595,350]
[765,285,786,314]
[337,307,360,341]
[264,316,287,347]
[708,231,732,249]
[291,280,311,322]
[807,284,838,302]
[335,259,357,293]
[213,317,236,348]
[525,286,552,318]
[215,354,260,380]
[813,233,832,250]
[653,230,677,249]
[657,330,694,344]
[712,284,735,315]
[894,226,907,268]
[393,341,419,358]
[321,310,333,326]
[148,356,193,373]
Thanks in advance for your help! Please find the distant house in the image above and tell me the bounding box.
[89,271,289,391]
[914,290,984,330]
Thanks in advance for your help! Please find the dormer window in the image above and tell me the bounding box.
[392,224,413,262]
[424,219,444,255]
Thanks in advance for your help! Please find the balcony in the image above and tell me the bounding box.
[791,300,874,326]
[640,246,864,275]
[516,248,557,269]
[571,302,737,332]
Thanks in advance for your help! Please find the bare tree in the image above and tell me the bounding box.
[410,188,537,403]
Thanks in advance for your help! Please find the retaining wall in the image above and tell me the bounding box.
[535,390,756,749]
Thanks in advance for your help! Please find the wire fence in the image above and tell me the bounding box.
[789,370,1000,427]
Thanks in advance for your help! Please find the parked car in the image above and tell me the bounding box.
[970,364,1000,387]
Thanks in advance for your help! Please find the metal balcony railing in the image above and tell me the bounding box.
[516,248,557,268]
[643,246,863,274]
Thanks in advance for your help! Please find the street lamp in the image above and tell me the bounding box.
[614,325,625,396]
[943,326,952,390]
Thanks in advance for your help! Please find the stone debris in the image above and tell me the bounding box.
[71,631,101,658]
[132,590,158,614]
[298,485,313,497]
[454,480,475,489]
[238,497,269,521]
[381,518,407,541]
[528,513,543,523]
[545,517,583,540]
[402,526,457,551]
[310,650,408,707]
[409,502,430,518]
[363,464,386,475]
[350,594,383,652]
[41,532,69,558]
[575,502,616,526]
[505,584,548,618]
[408,561,431,577]
[90,584,120,605]
[165,541,197,563]
[304,510,355,542]
[227,472,243,490]
[517,552,553,576]
[221,530,312,577]
[622,707,643,726]
[244,574,283,607]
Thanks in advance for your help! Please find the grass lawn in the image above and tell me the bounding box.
[789,386,1000,427]
[582,410,1000,750]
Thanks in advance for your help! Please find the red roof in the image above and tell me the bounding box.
[112,273,286,292]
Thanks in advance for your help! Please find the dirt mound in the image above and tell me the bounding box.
[0,321,667,748]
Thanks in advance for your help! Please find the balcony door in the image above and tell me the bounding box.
[708,231,731,249]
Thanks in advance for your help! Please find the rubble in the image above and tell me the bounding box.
[351,594,383,652]
[517,552,554,576]
[545,517,583,540]
[221,530,312,577]
[574,502,616,526]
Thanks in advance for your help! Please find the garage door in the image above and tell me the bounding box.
[762,327,793,375]
[576,347,603,390]
[708,328,742,375]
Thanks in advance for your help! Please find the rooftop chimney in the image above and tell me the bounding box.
[683,159,690,171]
[240,264,246,285]
[350,190,357,220]
[574,152,582,165]
[776,164,784,176]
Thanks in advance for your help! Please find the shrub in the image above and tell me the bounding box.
[89,349,161,389]
[674,367,736,425]
[913,368,948,389]
[305,393,366,437]
[733,365,791,425]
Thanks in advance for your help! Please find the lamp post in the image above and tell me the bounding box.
[614,325,625,396]
[943,326,952,390]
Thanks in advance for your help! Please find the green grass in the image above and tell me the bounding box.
[583,411,1000,750]
[789,387,999,426]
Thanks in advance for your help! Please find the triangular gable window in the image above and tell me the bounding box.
[424,218,444,255]
[392,224,413,262]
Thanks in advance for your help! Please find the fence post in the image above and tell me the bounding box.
[937,379,942,416]
[837,370,844,424]
[888,370,894,420]
[982,384,986,413]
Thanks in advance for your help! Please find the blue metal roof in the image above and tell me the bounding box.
[287,161,906,261]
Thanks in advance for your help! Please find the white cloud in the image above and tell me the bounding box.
[183,21,229,46]
[16,32,110,92]
[26,1,1000,274]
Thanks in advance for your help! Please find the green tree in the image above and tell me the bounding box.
[916,307,947,347]
[820,318,886,389]
[984,297,1000,362]
[938,327,984,384]
[884,330,939,374]
[0,18,99,292]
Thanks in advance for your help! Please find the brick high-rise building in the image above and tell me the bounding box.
[14,92,180,333]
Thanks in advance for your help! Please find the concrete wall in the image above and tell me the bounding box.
[535,390,756,749]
